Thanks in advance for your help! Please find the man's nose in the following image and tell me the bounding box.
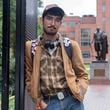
[51,19,56,25]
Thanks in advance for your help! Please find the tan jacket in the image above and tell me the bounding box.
[25,36,89,103]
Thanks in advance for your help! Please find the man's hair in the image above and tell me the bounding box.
[42,4,65,19]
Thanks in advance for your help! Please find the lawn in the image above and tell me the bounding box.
[9,96,15,110]
[85,64,90,79]
[0,96,15,110]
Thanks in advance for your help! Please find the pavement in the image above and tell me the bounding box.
[24,80,110,110]
[84,84,110,110]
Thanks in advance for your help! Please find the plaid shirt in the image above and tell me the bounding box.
[40,45,68,96]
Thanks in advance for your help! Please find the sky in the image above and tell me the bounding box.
[41,0,96,17]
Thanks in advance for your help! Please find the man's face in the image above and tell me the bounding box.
[43,14,62,35]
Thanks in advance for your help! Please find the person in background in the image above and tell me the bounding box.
[25,4,88,110]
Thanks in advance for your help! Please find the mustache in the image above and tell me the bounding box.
[48,26,56,29]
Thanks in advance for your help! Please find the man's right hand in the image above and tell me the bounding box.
[36,100,47,110]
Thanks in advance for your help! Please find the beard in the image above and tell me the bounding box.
[43,26,57,36]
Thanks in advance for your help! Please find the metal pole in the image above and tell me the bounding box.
[25,0,37,40]
[24,0,38,109]
[24,0,37,109]
[1,0,10,110]
[15,0,26,110]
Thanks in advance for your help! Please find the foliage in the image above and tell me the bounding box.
[37,22,43,36]
[8,0,16,96]
[10,0,16,49]
[0,0,43,97]
[38,0,43,7]
[37,0,43,35]
[0,0,2,51]
[9,96,15,110]
[0,0,16,96]
[9,56,15,96]
[0,0,3,95]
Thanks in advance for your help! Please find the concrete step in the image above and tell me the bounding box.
[89,79,110,85]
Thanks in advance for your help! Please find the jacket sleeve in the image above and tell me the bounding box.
[71,40,89,101]
[25,40,33,95]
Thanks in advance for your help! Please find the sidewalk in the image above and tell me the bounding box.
[84,84,110,110]
[24,82,110,110]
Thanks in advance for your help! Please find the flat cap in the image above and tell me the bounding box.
[42,4,65,18]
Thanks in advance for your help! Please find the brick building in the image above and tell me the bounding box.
[59,15,96,63]
[97,0,110,61]
[59,0,110,63]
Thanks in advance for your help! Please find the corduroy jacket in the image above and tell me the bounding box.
[25,36,89,103]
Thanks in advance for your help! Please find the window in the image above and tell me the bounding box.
[81,39,90,46]
[81,28,91,46]
[102,3,106,12]
[69,21,75,28]
[82,51,90,58]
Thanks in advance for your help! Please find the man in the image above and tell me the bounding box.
[25,4,88,110]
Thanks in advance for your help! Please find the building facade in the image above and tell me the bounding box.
[59,15,96,63]
[59,0,110,63]
[97,0,110,61]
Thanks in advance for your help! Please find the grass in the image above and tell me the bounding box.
[85,64,90,79]
[9,96,15,110]
[0,96,15,110]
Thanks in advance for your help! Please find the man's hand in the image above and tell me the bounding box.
[36,100,47,110]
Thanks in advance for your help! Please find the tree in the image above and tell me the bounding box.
[38,0,43,7]
[37,0,43,35]
[0,0,43,95]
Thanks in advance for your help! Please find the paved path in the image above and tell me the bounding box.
[24,84,110,110]
[84,85,110,110]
